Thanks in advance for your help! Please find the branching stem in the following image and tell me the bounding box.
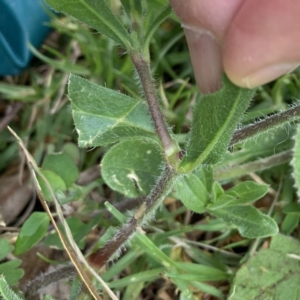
[130,51,179,164]
[88,52,182,269]
[230,103,300,146]
[89,165,178,269]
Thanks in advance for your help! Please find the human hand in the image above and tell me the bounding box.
[169,0,300,93]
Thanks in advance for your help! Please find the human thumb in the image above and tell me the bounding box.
[224,0,300,89]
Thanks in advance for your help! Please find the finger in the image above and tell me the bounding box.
[183,28,223,94]
[224,0,300,89]
[169,0,244,93]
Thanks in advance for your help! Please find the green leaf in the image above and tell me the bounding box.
[195,166,214,194]
[175,262,228,281]
[14,212,50,255]
[0,83,37,101]
[229,234,300,300]
[0,275,23,299]
[190,281,225,300]
[59,184,83,204]
[292,124,300,200]
[216,126,295,180]
[0,260,24,286]
[175,173,208,213]
[62,143,80,164]
[209,205,278,238]
[120,0,143,18]
[211,181,224,202]
[210,181,268,210]
[69,276,82,300]
[44,215,99,249]
[179,76,255,173]
[101,139,163,197]
[166,271,227,282]
[45,0,132,48]
[107,268,163,289]
[28,44,90,75]
[0,239,13,261]
[227,181,268,202]
[211,194,235,210]
[37,169,67,202]
[42,152,79,188]
[68,74,156,147]
[43,296,56,300]
[281,214,300,234]
[174,279,195,300]
[175,166,213,213]
[143,5,172,49]
[283,202,300,215]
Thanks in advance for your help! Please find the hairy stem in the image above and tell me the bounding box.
[215,150,292,181]
[88,51,181,269]
[130,51,179,163]
[88,165,178,269]
[230,103,300,146]
[22,265,76,298]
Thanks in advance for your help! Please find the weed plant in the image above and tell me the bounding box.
[1,1,300,299]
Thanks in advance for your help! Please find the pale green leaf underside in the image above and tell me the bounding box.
[230,234,300,300]
[45,0,131,48]
[292,124,300,199]
[0,275,23,300]
[69,75,156,147]
[209,205,278,238]
[175,173,208,213]
[101,139,163,198]
[226,181,268,203]
[180,76,255,173]
[210,181,268,210]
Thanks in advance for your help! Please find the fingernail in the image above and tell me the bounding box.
[242,63,299,89]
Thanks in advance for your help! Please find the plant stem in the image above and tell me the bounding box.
[89,51,181,269]
[215,150,292,181]
[88,165,178,269]
[22,265,77,298]
[230,103,300,146]
[130,51,179,164]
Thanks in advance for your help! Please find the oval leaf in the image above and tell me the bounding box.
[37,169,67,202]
[230,235,300,300]
[42,152,79,188]
[226,181,268,202]
[209,205,278,238]
[101,139,163,197]
[210,181,268,210]
[14,212,50,255]
[175,174,208,213]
